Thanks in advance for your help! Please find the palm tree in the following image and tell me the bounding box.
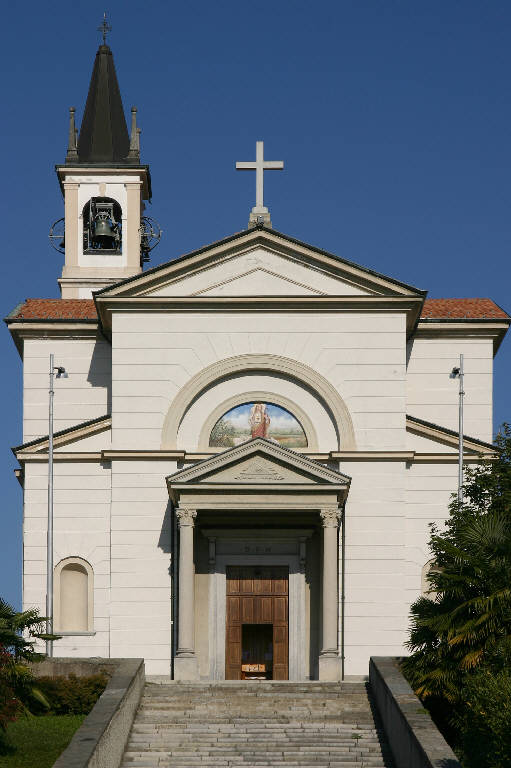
[0,599,48,663]
[403,425,511,701]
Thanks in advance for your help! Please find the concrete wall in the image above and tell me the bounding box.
[370,657,462,768]
[23,336,111,442]
[111,310,408,452]
[109,459,175,675]
[32,658,145,768]
[23,460,111,658]
[340,460,409,674]
[407,335,493,442]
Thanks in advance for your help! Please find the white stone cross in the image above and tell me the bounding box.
[236,141,284,221]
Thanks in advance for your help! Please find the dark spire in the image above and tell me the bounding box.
[74,43,134,165]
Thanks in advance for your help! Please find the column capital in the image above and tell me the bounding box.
[176,507,197,527]
[320,507,341,528]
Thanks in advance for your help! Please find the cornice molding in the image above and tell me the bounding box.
[14,450,493,465]
[93,227,426,301]
[95,295,423,338]
[415,320,510,354]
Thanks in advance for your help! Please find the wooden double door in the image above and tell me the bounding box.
[225,565,289,680]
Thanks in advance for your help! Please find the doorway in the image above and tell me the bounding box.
[225,565,289,680]
[241,624,273,679]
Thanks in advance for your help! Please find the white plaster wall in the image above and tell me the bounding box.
[338,460,409,675]
[109,459,176,676]
[406,336,493,442]
[111,311,407,452]
[23,460,111,657]
[23,336,111,442]
[147,247,374,297]
[404,461,458,614]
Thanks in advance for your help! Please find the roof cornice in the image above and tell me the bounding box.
[95,295,424,338]
[415,319,510,354]
[93,226,427,299]
[406,415,496,453]
[13,415,111,457]
[5,320,100,356]
[55,164,151,199]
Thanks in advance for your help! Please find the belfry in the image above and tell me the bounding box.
[7,28,509,683]
[54,37,154,298]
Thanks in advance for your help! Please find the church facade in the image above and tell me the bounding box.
[7,42,509,680]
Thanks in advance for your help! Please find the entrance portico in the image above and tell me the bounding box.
[166,438,350,682]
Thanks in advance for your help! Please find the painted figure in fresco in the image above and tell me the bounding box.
[249,402,270,439]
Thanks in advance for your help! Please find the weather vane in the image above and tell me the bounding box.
[98,12,112,45]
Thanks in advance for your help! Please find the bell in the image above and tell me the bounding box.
[93,218,115,248]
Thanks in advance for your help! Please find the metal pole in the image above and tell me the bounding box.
[340,503,346,681]
[46,354,54,657]
[458,354,464,505]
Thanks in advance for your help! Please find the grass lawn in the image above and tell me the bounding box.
[0,714,85,768]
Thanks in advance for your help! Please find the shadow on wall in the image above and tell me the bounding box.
[87,337,112,413]
[158,502,173,557]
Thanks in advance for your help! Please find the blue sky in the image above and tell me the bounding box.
[1,1,510,607]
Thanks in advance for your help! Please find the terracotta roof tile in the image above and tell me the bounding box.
[421,298,509,320]
[5,297,510,322]
[6,299,97,320]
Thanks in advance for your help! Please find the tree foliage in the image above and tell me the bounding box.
[0,598,48,663]
[403,425,511,701]
[402,425,511,767]
[0,600,54,750]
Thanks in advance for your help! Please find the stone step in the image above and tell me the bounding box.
[120,682,393,768]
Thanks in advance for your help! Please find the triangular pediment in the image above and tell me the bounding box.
[95,227,425,301]
[13,415,111,457]
[190,267,326,297]
[166,437,351,489]
[406,415,495,454]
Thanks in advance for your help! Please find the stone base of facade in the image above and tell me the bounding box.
[318,652,341,681]
[174,654,199,681]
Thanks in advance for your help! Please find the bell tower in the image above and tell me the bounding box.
[54,30,153,298]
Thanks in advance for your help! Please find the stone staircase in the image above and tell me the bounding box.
[120,681,394,767]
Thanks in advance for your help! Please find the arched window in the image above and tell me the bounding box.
[54,557,94,633]
[421,559,440,601]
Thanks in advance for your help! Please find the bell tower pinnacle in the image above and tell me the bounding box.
[55,19,152,298]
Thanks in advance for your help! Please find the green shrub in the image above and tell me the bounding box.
[33,673,108,715]
[457,668,511,768]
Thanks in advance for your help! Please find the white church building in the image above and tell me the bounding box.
[7,41,509,680]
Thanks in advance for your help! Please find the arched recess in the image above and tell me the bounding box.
[198,391,318,451]
[161,354,355,450]
[54,557,94,633]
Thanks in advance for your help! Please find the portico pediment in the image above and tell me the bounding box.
[166,437,350,506]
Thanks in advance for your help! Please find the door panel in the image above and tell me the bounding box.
[226,566,289,680]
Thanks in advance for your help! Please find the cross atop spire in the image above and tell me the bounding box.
[97,12,112,46]
[236,141,284,228]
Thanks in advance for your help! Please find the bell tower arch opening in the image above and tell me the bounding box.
[82,197,122,253]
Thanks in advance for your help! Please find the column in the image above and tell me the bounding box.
[174,507,199,680]
[319,507,341,681]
